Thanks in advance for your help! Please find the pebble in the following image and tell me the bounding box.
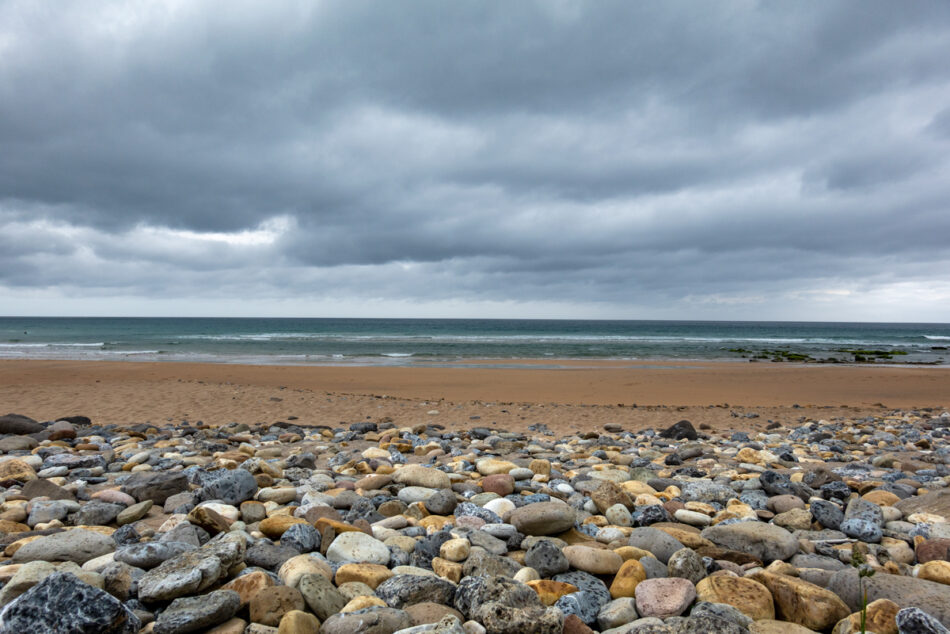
[1,409,950,632]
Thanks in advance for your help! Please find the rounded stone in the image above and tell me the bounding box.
[634,577,697,618]
[509,501,576,536]
[609,558,647,599]
[695,575,775,621]
[562,545,623,575]
[250,585,306,627]
[326,531,390,565]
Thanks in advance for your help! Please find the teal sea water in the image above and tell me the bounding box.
[0,318,948,366]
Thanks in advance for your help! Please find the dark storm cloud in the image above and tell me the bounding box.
[1,1,949,318]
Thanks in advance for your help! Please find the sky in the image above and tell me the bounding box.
[1,1,949,321]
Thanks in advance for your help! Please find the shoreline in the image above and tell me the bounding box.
[1,359,946,435]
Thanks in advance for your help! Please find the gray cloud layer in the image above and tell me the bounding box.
[2,1,949,319]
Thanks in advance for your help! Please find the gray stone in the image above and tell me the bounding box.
[424,490,458,515]
[556,591,600,624]
[701,522,799,562]
[828,568,950,627]
[680,482,737,505]
[196,469,258,505]
[153,589,241,634]
[524,539,570,578]
[666,548,705,585]
[121,471,190,505]
[377,574,457,609]
[551,571,611,608]
[12,529,115,564]
[689,602,752,628]
[298,572,347,621]
[0,572,140,633]
[27,499,71,526]
[320,607,413,634]
[810,499,844,530]
[115,541,196,569]
[0,413,43,435]
[138,540,244,602]
[281,522,320,553]
[462,548,521,578]
[72,502,124,526]
[454,575,542,620]
[628,527,685,564]
[896,607,950,634]
[639,556,668,579]
[472,603,563,634]
[508,501,576,536]
[21,478,75,501]
[598,597,639,631]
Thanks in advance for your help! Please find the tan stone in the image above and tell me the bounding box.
[206,618,249,634]
[749,570,849,631]
[260,516,308,539]
[529,459,551,476]
[475,458,517,475]
[431,557,462,583]
[0,521,30,536]
[526,580,579,606]
[562,545,623,575]
[749,619,820,633]
[621,481,658,496]
[0,460,36,482]
[833,598,899,634]
[187,506,232,535]
[918,560,950,585]
[695,575,774,621]
[249,586,306,627]
[222,570,276,609]
[440,538,471,562]
[278,610,320,634]
[862,490,901,507]
[615,546,652,561]
[609,558,647,598]
[340,596,387,613]
[334,563,393,589]
[654,525,712,550]
[278,554,334,588]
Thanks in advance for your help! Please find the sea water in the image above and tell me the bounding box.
[0,317,947,366]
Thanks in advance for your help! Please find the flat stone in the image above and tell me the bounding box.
[828,567,950,626]
[153,589,241,634]
[121,471,190,505]
[562,545,623,575]
[13,529,115,564]
[393,465,451,490]
[701,522,799,562]
[509,501,576,536]
[319,607,412,634]
[138,540,244,602]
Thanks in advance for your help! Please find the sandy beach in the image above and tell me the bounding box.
[1,359,946,436]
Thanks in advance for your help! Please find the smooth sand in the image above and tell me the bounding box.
[1,359,947,436]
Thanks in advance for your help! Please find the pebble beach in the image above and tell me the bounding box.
[0,361,949,633]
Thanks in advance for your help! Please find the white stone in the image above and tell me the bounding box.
[326,531,391,565]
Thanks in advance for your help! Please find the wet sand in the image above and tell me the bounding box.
[0,359,946,436]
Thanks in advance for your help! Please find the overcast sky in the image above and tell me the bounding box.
[2,1,949,321]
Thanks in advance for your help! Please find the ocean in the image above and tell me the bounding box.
[0,317,947,366]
